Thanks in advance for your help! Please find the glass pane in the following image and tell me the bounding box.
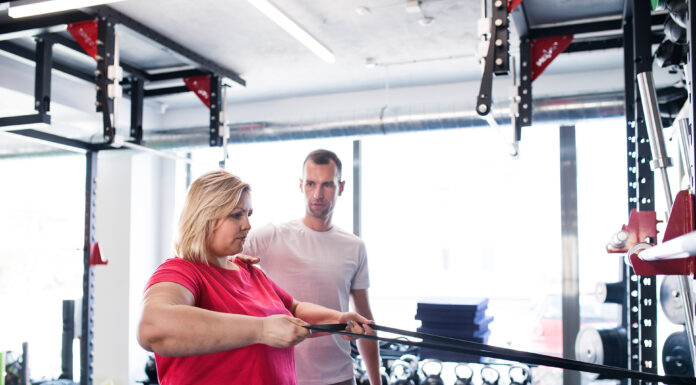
[187,138,354,239]
[0,154,85,381]
[361,124,562,355]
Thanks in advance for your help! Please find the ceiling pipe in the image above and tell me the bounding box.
[142,91,625,148]
[0,91,626,158]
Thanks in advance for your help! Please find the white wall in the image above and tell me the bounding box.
[93,150,177,385]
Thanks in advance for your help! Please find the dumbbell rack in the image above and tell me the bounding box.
[353,352,533,385]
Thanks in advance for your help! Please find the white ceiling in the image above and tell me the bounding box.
[107,0,484,105]
[0,0,681,153]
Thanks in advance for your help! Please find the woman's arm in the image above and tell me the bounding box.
[137,282,309,356]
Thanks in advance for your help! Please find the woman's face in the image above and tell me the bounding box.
[209,191,252,259]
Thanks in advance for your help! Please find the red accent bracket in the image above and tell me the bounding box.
[183,75,211,108]
[606,209,658,254]
[508,0,523,12]
[629,190,696,277]
[67,19,98,60]
[530,35,573,81]
[90,242,108,266]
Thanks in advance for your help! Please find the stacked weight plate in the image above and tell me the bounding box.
[415,297,492,363]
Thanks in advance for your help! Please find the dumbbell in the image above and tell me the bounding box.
[390,359,416,385]
[453,363,474,385]
[419,359,444,385]
[481,366,500,385]
[399,354,420,385]
[508,365,530,385]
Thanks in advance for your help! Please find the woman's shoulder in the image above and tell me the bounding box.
[156,257,208,274]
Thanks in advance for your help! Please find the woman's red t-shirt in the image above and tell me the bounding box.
[145,257,296,385]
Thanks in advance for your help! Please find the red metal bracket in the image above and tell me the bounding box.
[606,209,658,254]
[530,35,573,81]
[508,0,523,13]
[90,242,108,266]
[629,190,696,277]
[67,19,98,60]
[183,75,211,108]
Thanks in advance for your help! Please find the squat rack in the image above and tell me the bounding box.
[0,5,246,385]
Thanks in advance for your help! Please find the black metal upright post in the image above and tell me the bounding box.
[688,0,696,186]
[60,299,75,380]
[96,17,115,144]
[632,0,658,382]
[622,11,638,381]
[34,37,52,116]
[130,77,144,144]
[81,150,98,385]
[209,75,222,147]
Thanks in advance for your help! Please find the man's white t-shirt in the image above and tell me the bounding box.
[243,219,370,385]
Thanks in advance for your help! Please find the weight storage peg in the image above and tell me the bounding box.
[595,281,626,304]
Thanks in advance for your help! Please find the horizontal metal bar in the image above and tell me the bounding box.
[92,6,245,86]
[639,231,696,261]
[563,32,663,53]
[6,129,112,151]
[42,32,150,80]
[0,40,94,83]
[529,13,667,38]
[147,69,209,81]
[143,85,190,97]
[0,114,50,127]
[0,11,94,41]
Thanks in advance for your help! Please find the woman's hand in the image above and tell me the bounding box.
[259,314,310,348]
[337,312,375,341]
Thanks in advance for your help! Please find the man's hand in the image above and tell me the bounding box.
[259,314,310,348]
[337,312,373,341]
[233,254,260,265]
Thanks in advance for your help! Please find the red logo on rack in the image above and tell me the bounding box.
[183,75,212,108]
[67,20,99,60]
[530,35,572,81]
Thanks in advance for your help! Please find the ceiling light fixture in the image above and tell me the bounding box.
[419,16,434,26]
[247,0,335,64]
[355,6,370,16]
[7,0,126,18]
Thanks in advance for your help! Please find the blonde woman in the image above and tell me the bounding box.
[137,170,370,385]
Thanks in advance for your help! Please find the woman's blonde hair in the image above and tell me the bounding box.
[175,170,250,263]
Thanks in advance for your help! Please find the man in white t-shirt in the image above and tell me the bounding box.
[243,149,381,385]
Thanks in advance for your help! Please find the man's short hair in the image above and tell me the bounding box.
[303,149,342,181]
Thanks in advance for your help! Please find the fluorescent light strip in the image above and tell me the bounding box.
[8,0,126,18]
[247,0,335,63]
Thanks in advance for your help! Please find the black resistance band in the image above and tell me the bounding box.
[306,323,696,385]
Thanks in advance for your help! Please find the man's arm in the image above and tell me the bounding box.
[351,289,382,385]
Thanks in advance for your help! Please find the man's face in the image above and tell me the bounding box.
[300,160,344,220]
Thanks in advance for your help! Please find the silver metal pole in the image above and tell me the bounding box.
[636,71,696,374]
[560,124,580,385]
[353,140,361,237]
[637,71,673,207]
[678,118,693,186]
[220,85,229,169]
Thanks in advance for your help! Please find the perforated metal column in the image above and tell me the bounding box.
[81,151,97,385]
